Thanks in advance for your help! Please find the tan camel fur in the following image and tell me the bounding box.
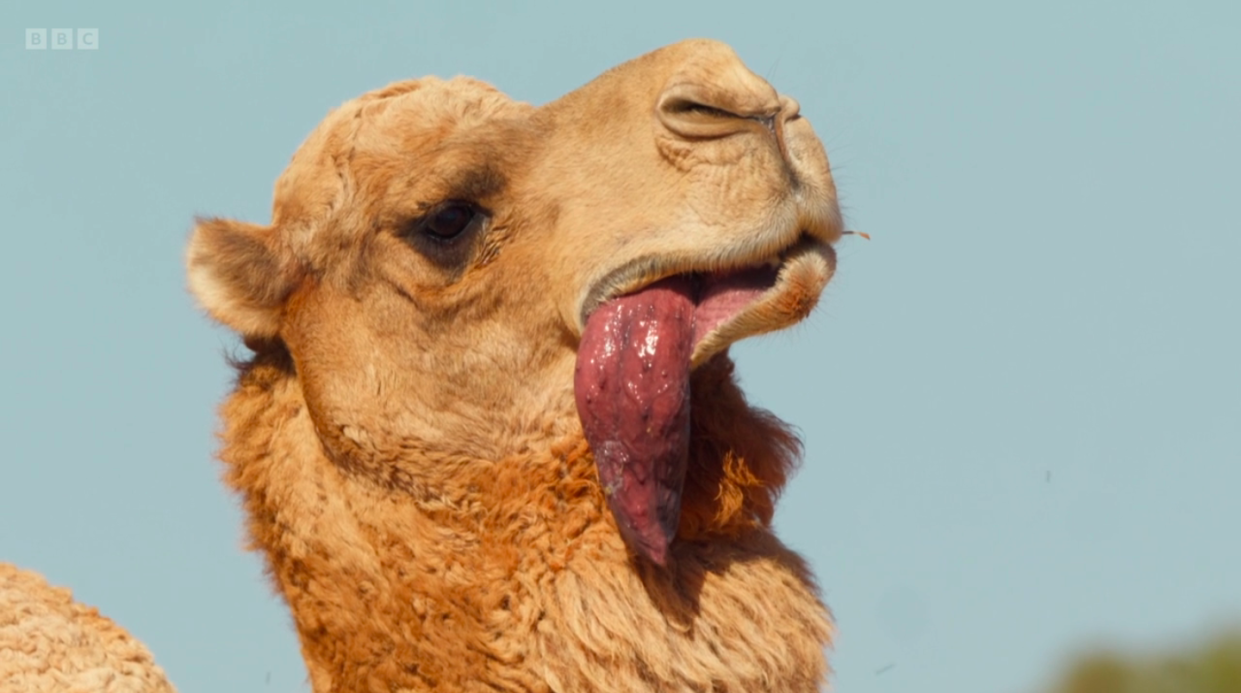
[0,564,176,692]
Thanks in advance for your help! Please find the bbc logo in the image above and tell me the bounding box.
[26,29,99,50]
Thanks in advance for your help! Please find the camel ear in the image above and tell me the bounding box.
[186,217,298,338]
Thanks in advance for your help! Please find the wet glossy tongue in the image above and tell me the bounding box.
[574,276,694,566]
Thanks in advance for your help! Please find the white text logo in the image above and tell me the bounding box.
[26,29,99,50]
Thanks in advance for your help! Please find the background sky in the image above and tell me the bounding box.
[2,2,1238,692]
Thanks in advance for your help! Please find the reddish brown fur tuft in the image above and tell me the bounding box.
[679,355,802,540]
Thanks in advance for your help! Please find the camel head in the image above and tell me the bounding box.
[187,39,840,568]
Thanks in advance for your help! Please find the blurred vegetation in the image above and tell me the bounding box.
[1041,631,1241,693]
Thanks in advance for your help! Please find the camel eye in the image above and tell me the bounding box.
[422,203,478,241]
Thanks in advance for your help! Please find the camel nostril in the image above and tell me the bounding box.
[666,99,741,120]
[658,93,751,140]
[658,87,791,142]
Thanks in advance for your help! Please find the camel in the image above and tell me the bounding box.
[2,38,845,692]
[0,564,176,692]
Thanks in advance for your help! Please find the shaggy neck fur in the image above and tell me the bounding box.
[220,346,831,693]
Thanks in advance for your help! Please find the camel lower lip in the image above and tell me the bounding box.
[688,239,835,367]
[688,265,781,348]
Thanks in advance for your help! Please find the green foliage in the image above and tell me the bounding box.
[1044,632,1241,693]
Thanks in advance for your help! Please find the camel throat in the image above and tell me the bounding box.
[574,276,694,566]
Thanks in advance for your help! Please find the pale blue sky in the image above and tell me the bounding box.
[2,2,1238,692]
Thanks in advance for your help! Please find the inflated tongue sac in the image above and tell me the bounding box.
[574,276,695,566]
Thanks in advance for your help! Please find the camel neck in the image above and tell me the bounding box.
[215,350,832,692]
